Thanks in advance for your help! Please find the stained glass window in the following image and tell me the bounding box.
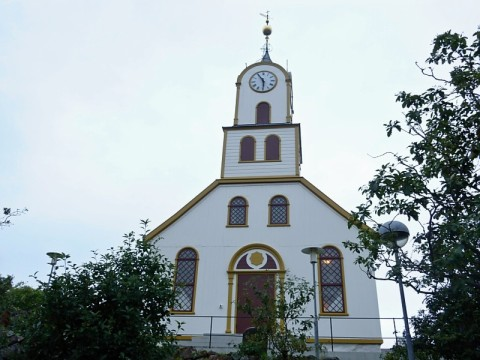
[173,248,198,312]
[269,195,288,225]
[228,197,248,225]
[319,246,345,313]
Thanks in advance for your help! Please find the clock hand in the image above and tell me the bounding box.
[257,74,265,90]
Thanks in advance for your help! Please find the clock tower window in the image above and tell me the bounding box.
[256,102,270,124]
[240,136,255,161]
[265,135,280,161]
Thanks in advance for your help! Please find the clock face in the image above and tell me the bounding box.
[249,71,277,92]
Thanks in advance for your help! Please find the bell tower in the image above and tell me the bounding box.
[221,16,302,178]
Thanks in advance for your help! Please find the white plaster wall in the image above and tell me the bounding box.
[237,64,289,125]
[222,127,297,177]
[153,181,382,340]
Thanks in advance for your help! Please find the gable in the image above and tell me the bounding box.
[145,177,353,241]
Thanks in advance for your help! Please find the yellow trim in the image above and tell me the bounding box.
[318,245,348,316]
[295,126,301,175]
[174,335,193,341]
[145,177,353,241]
[234,62,290,126]
[172,247,199,314]
[264,134,281,161]
[226,244,286,334]
[234,81,241,125]
[286,76,293,123]
[227,196,249,226]
[171,311,195,315]
[239,135,256,162]
[223,123,300,132]
[239,160,282,164]
[227,243,286,272]
[320,312,349,316]
[226,272,234,333]
[171,335,379,345]
[306,338,383,345]
[221,130,227,178]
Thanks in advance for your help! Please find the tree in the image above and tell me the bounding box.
[1,208,27,228]
[0,275,43,358]
[22,221,179,360]
[344,29,480,359]
[237,273,316,360]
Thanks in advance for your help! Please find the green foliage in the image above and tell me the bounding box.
[21,221,179,360]
[382,343,439,360]
[237,273,315,360]
[344,28,480,359]
[0,275,43,358]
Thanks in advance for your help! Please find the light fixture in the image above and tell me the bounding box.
[46,251,66,286]
[378,220,410,248]
[379,221,415,360]
[301,247,323,360]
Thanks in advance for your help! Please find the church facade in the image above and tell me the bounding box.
[146,23,383,357]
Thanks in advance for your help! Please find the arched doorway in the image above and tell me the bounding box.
[226,244,285,334]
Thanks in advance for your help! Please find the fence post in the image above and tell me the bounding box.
[329,317,334,352]
[209,316,213,348]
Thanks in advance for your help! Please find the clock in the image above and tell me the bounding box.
[249,71,277,92]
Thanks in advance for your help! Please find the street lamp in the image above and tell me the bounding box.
[46,252,65,286]
[378,221,415,360]
[301,246,323,360]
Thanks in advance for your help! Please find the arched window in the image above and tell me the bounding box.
[228,196,248,226]
[265,135,280,161]
[319,246,346,314]
[256,102,270,124]
[240,136,255,161]
[173,248,198,313]
[269,195,289,225]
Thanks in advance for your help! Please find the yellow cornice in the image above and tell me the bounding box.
[174,335,193,341]
[223,123,300,132]
[306,337,383,345]
[173,335,382,345]
[145,177,353,241]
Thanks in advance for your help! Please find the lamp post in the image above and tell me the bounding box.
[378,221,415,360]
[46,252,65,286]
[302,246,323,360]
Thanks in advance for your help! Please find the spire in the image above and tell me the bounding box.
[260,12,272,62]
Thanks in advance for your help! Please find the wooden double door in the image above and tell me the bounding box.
[235,273,275,334]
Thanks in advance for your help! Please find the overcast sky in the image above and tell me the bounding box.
[1,0,479,346]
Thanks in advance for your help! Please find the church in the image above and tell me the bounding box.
[146,18,383,358]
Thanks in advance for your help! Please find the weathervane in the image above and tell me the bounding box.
[260,11,272,62]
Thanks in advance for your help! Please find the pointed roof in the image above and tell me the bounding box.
[260,12,272,62]
[262,47,272,62]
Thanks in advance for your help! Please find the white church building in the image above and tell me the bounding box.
[146,20,383,359]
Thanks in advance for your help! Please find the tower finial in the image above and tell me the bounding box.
[260,11,272,62]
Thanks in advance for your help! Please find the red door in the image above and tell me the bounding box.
[236,273,275,334]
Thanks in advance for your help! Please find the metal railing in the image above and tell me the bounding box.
[170,314,410,351]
